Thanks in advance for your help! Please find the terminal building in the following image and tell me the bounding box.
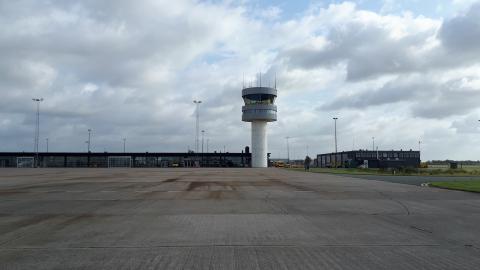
[316,150,420,169]
[0,149,251,168]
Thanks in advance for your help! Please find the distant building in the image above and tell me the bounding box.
[316,150,420,169]
[0,149,251,168]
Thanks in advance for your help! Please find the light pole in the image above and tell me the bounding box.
[86,129,92,152]
[333,117,338,153]
[193,100,202,153]
[333,117,338,167]
[202,130,205,154]
[200,130,205,167]
[372,137,375,151]
[46,138,49,153]
[207,138,209,153]
[123,138,126,153]
[285,136,290,164]
[418,140,422,162]
[32,98,43,167]
[201,130,205,153]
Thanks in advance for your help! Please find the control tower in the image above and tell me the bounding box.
[242,84,277,167]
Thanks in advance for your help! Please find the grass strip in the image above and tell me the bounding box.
[285,167,480,177]
[429,181,480,193]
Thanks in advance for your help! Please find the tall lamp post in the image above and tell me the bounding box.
[193,100,202,153]
[418,140,422,162]
[333,117,338,168]
[285,136,291,165]
[201,130,205,167]
[32,98,43,167]
[86,129,92,152]
[201,130,205,153]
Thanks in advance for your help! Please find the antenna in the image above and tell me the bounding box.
[242,73,245,89]
[274,72,277,89]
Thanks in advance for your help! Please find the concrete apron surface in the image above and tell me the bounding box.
[0,168,479,269]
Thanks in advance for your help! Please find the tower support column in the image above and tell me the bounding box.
[251,121,267,167]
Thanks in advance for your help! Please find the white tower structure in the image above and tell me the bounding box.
[242,83,277,167]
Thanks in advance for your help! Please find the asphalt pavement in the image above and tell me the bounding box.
[1,168,479,269]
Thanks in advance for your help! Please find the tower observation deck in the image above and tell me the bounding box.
[242,86,277,167]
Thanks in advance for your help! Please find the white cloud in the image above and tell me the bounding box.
[0,0,480,160]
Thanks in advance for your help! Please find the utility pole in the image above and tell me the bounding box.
[372,137,375,152]
[123,138,126,153]
[207,138,209,153]
[32,98,43,167]
[193,100,202,153]
[46,138,49,153]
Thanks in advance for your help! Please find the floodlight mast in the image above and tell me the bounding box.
[193,100,202,153]
[332,117,338,168]
[242,75,277,167]
[32,98,43,167]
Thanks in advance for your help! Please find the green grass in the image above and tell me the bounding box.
[286,167,389,175]
[430,181,480,193]
[285,167,480,176]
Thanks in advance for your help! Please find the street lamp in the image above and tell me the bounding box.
[32,98,43,167]
[193,100,202,153]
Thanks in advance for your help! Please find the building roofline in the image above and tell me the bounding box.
[0,152,250,157]
[317,150,420,156]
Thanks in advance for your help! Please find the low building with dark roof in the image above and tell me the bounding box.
[0,149,251,168]
[316,150,420,169]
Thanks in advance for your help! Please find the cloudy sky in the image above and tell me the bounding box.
[1,0,480,160]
